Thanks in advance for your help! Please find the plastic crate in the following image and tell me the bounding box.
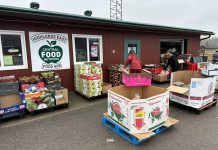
[187,63,197,71]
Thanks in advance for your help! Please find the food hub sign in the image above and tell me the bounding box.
[29,32,70,72]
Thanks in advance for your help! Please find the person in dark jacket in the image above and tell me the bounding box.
[164,52,179,72]
[125,50,142,73]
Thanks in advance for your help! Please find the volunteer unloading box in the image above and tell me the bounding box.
[108,85,169,134]
[168,71,216,109]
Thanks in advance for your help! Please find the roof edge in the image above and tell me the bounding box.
[0,5,215,35]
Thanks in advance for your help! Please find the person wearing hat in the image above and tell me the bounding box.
[125,50,142,73]
[164,52,179,72]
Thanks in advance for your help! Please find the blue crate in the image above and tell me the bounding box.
[0,93,26,120]
[0,103,26,119]
[102,115,177,145]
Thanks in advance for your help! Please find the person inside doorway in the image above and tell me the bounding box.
[125,50,142,73]
[164,52,179,72]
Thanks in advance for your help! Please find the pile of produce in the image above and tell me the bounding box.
[25,91,55,112]
[41,72,61,88]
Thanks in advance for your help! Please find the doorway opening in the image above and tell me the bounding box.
[160,39,187,63]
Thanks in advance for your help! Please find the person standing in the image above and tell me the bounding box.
[125,50,142,73]
[164,52,179,72]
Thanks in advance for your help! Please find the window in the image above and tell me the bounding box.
[0,31,28,70]
[72,34,103,64]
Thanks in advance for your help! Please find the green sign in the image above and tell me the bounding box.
[38,40,63,64]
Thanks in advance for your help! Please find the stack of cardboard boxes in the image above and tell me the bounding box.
[108,64,129,87]
[74,63,103,98]
[0,75,25,119]
[18,73,68,112]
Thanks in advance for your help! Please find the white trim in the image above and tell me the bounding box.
[72,34,103,64]
[87,37,90,62]
[0,30,28,71]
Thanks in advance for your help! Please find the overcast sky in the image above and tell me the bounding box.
[0,0,218,36]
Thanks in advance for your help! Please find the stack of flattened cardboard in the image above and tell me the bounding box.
[168,71,216,109]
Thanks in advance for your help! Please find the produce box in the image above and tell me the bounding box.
[46,83,62,89]
[50,88,68,105]
[153,70,169,82]
[18,75,43,84]
[0,81,19,95]
[80,74,101,80]
[122,70,152,87]
[0,94,25,116]
[201,63,218,76]
[103,83,112,93]
[41,71,61,86]
[144,64,163,75]
[153,74,168,82]
[168,71,216,109]
[20,82,45,91]
[0,75,15,83]
[108,85,169,134]
[21,91,55,112]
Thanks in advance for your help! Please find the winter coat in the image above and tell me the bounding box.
[125,54,142,70]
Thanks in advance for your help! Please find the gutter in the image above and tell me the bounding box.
[200,34,211,41]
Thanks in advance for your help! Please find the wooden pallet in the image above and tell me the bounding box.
[75,90,107,101]
[102,113,179,145]
[170,99,217,114]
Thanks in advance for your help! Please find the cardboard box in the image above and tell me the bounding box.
[103,83,112,93]
[216,76,218,90]
[168,71,216,109]
[0,81,19,95]
[108,85,169,134]
[53,88,68,105]
[153,74,168,82]
[199,63,218,76]
[25,92,43,99]
[122,70,152,86]
[0,94,23,109]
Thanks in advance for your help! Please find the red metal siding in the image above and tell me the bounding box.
[187,35,200,56]
[0,20,201,90]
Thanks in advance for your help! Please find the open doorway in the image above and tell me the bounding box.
[160,39,187,63]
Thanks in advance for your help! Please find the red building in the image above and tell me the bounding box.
[0,5,214,90]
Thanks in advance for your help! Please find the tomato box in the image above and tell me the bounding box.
[168,71,216,109]
[108,85,169,134]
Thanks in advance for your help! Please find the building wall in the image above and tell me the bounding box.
[0,20,200,90]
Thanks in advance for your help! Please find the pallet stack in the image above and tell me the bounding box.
[74,63,103,98]
[108,64,129,87]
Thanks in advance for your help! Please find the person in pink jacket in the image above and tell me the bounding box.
[125,50,142,73]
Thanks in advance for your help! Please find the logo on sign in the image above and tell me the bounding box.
[39,40,63,64]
